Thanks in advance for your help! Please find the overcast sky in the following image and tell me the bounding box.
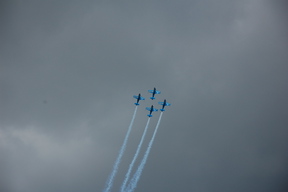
[1,1,288,192]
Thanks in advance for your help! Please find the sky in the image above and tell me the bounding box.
[1,0,288,192]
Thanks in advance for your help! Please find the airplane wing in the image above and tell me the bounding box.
[139,96,145,100]
[146,107,158,111]
[155,91,161,94]
[146,107,151,111]
[133,95,139,99]
[148,90,154,93]
[158,102,171,106]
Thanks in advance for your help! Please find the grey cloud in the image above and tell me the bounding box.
[1,1,288,192]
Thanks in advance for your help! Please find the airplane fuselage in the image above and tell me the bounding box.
[152,88,156,97]
[161,99,167,110]
[149,105,154,115]
[136,94,141,104]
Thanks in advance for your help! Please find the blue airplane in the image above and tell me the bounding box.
[146,105,158,117]
[158,99,171,111]
[148,87,161,100]
[133,94,145,105]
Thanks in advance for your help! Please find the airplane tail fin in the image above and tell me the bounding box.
[147,114,152,117]
[160,109,165,111]
[134,103,140,106]
[150,97,155,100]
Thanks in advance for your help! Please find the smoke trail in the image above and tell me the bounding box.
[103,106,138,192]
[120,118,151,192]
[126,112,163,192]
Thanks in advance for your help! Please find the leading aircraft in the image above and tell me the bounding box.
[146,105,158,117]
[158,99,171,111]
[133,94,145,105]
[148,87,161,100]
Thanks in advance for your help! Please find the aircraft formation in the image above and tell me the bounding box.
[103,88,171,192]
[134,87,171,117]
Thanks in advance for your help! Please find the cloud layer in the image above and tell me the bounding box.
[1,1,288,191]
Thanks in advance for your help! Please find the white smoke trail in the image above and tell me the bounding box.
[125,112,163,192]
[120,118,151,192]
[103,106,138,192]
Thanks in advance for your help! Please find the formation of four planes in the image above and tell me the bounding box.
[133,87,171,117]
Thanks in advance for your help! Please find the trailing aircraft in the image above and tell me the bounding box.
[146,105,158,117]
[158,99,171,111]
[148,87,161,100]
[133,94,145,105]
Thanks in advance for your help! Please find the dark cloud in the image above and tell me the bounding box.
[1,1,288,192]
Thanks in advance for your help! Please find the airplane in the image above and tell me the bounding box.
[148,87,161,100]
[158,99,171,111]
[146,105,158,117]
[133,94,145,105]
